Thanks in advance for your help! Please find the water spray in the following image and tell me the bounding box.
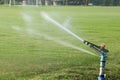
[41,12,109,80]
[27,29,97,56]
[12,26,97,56]
[41,12,84,42]
[22,13,33,23]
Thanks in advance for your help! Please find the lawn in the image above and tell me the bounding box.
[0,6,120,80]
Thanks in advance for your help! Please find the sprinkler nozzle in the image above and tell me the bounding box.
[83,40,93,47]
[83,40,109,54]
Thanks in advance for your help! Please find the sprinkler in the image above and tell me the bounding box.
[83,40,109,80]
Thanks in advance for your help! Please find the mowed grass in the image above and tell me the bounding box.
[0,6,120,80]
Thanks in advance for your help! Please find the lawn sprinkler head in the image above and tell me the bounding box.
[83,40,109,80]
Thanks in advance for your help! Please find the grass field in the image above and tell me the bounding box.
[0,6,120,80]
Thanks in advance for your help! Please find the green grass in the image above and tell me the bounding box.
[0,6,120,80]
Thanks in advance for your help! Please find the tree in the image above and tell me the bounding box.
[105,0,110,6]
[113,0,120,6]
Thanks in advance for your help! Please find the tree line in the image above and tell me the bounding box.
[0,0,120,6]
[89,0,120,6]
[65,0,120,6]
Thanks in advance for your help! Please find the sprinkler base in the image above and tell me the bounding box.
[98,76,106,80]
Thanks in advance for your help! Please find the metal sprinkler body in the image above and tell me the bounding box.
[98,52,107,80]
[98,44,107,80]
[83,40,109,80]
